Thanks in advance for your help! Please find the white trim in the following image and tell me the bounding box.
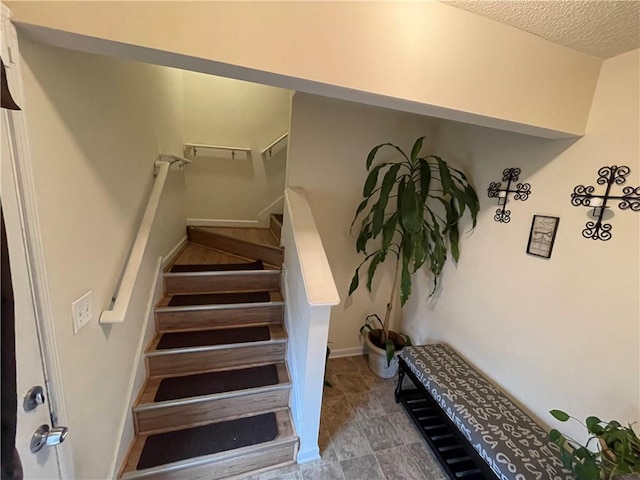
[281,265,302,434]
[1,7,73,478]
[329,346,364,358]
[108,258,164,479]
[186,218,258,228]
[162,235,187,268]
[296,447,321,464]
[257,195,285,228]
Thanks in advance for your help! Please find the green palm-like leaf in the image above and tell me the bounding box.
[464,184,480,228]
[356,223,372,253]
[412,232,426,272]
[400,180,420,234]
[449,221,460,263]
[366,251,383,292]
[363,163,388,197]
[349,270,360,296]
[436,156,454,194]
[385,340,396,366]
[350,197,370,232]
[366,143,409,169]
[372,164,401,237]
[400,252,412,306]
[418,158,431,204]
[382,213,398,254]
[410,136,425,164]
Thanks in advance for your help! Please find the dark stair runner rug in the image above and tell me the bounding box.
[136,412,278,470]
[154,364,279,402]
[170,260,264,273]
[156,326,271,350]
[167,291,271,307]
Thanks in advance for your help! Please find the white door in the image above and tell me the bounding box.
[1,10,64,479]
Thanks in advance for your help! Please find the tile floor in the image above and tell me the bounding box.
[244,355,447,480]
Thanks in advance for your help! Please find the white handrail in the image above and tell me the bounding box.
[99,157,174,324]
[284,188,340,306]
[260,132,288,157]
[158,153,192,169]
[184,143,251,159]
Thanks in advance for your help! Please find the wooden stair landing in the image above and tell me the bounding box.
[119,237,296,479]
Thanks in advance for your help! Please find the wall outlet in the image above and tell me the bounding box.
[71,291,93,334]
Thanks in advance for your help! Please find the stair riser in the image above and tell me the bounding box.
[270,216,282,244]
[147,344,286,377]
[134,389,290,434]
[122,441,297,480]
[164,272,280,295]
[155,305,284,331]
[188,228,284,266]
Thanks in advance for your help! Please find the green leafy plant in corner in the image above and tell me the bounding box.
[549,409,640,480]
[348,137,479,362]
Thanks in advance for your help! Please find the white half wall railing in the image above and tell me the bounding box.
[100,154,190,324]
[261,132,288,159]
[282,187,340,463]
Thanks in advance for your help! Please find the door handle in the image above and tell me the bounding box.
[30,425,68,453]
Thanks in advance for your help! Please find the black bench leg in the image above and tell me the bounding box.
[395,362,405,403]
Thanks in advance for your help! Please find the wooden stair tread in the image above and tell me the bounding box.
[187,227,284,267]
[200,227,281,248]
[169,242,281,271]
[121,410,296,478]
[135,363,290,406]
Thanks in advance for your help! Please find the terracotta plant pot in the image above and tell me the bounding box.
[365,330,407,379]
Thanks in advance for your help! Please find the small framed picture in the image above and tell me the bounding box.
[527,215,560,258]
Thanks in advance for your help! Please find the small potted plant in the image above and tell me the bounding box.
[349,137,479,377]
[549,409,640,480]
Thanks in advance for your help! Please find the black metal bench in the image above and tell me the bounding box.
[395,344,573,480]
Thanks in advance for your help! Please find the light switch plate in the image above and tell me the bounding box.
[71,291,93,334]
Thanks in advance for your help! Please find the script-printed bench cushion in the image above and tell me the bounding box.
[399,344,572,480]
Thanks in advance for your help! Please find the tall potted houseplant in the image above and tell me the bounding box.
[349,136,479,377]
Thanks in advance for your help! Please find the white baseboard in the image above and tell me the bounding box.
[329,346,364,358]
[109,258,164,479]
[296,447,321,464]
[162,235,187,268]
[186,218,258,228]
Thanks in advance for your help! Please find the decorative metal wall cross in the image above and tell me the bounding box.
[571,165,640,241]
[487,168,532,223]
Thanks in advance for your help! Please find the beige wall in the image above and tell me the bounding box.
[182,72,289,221]
[9,1,601,138]
[405,49,639,443]
[18,39,186,479]
[287,48,639,443]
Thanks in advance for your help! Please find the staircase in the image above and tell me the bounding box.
[119,219,298,479]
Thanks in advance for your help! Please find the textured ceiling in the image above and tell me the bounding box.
[440,0,640,59]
